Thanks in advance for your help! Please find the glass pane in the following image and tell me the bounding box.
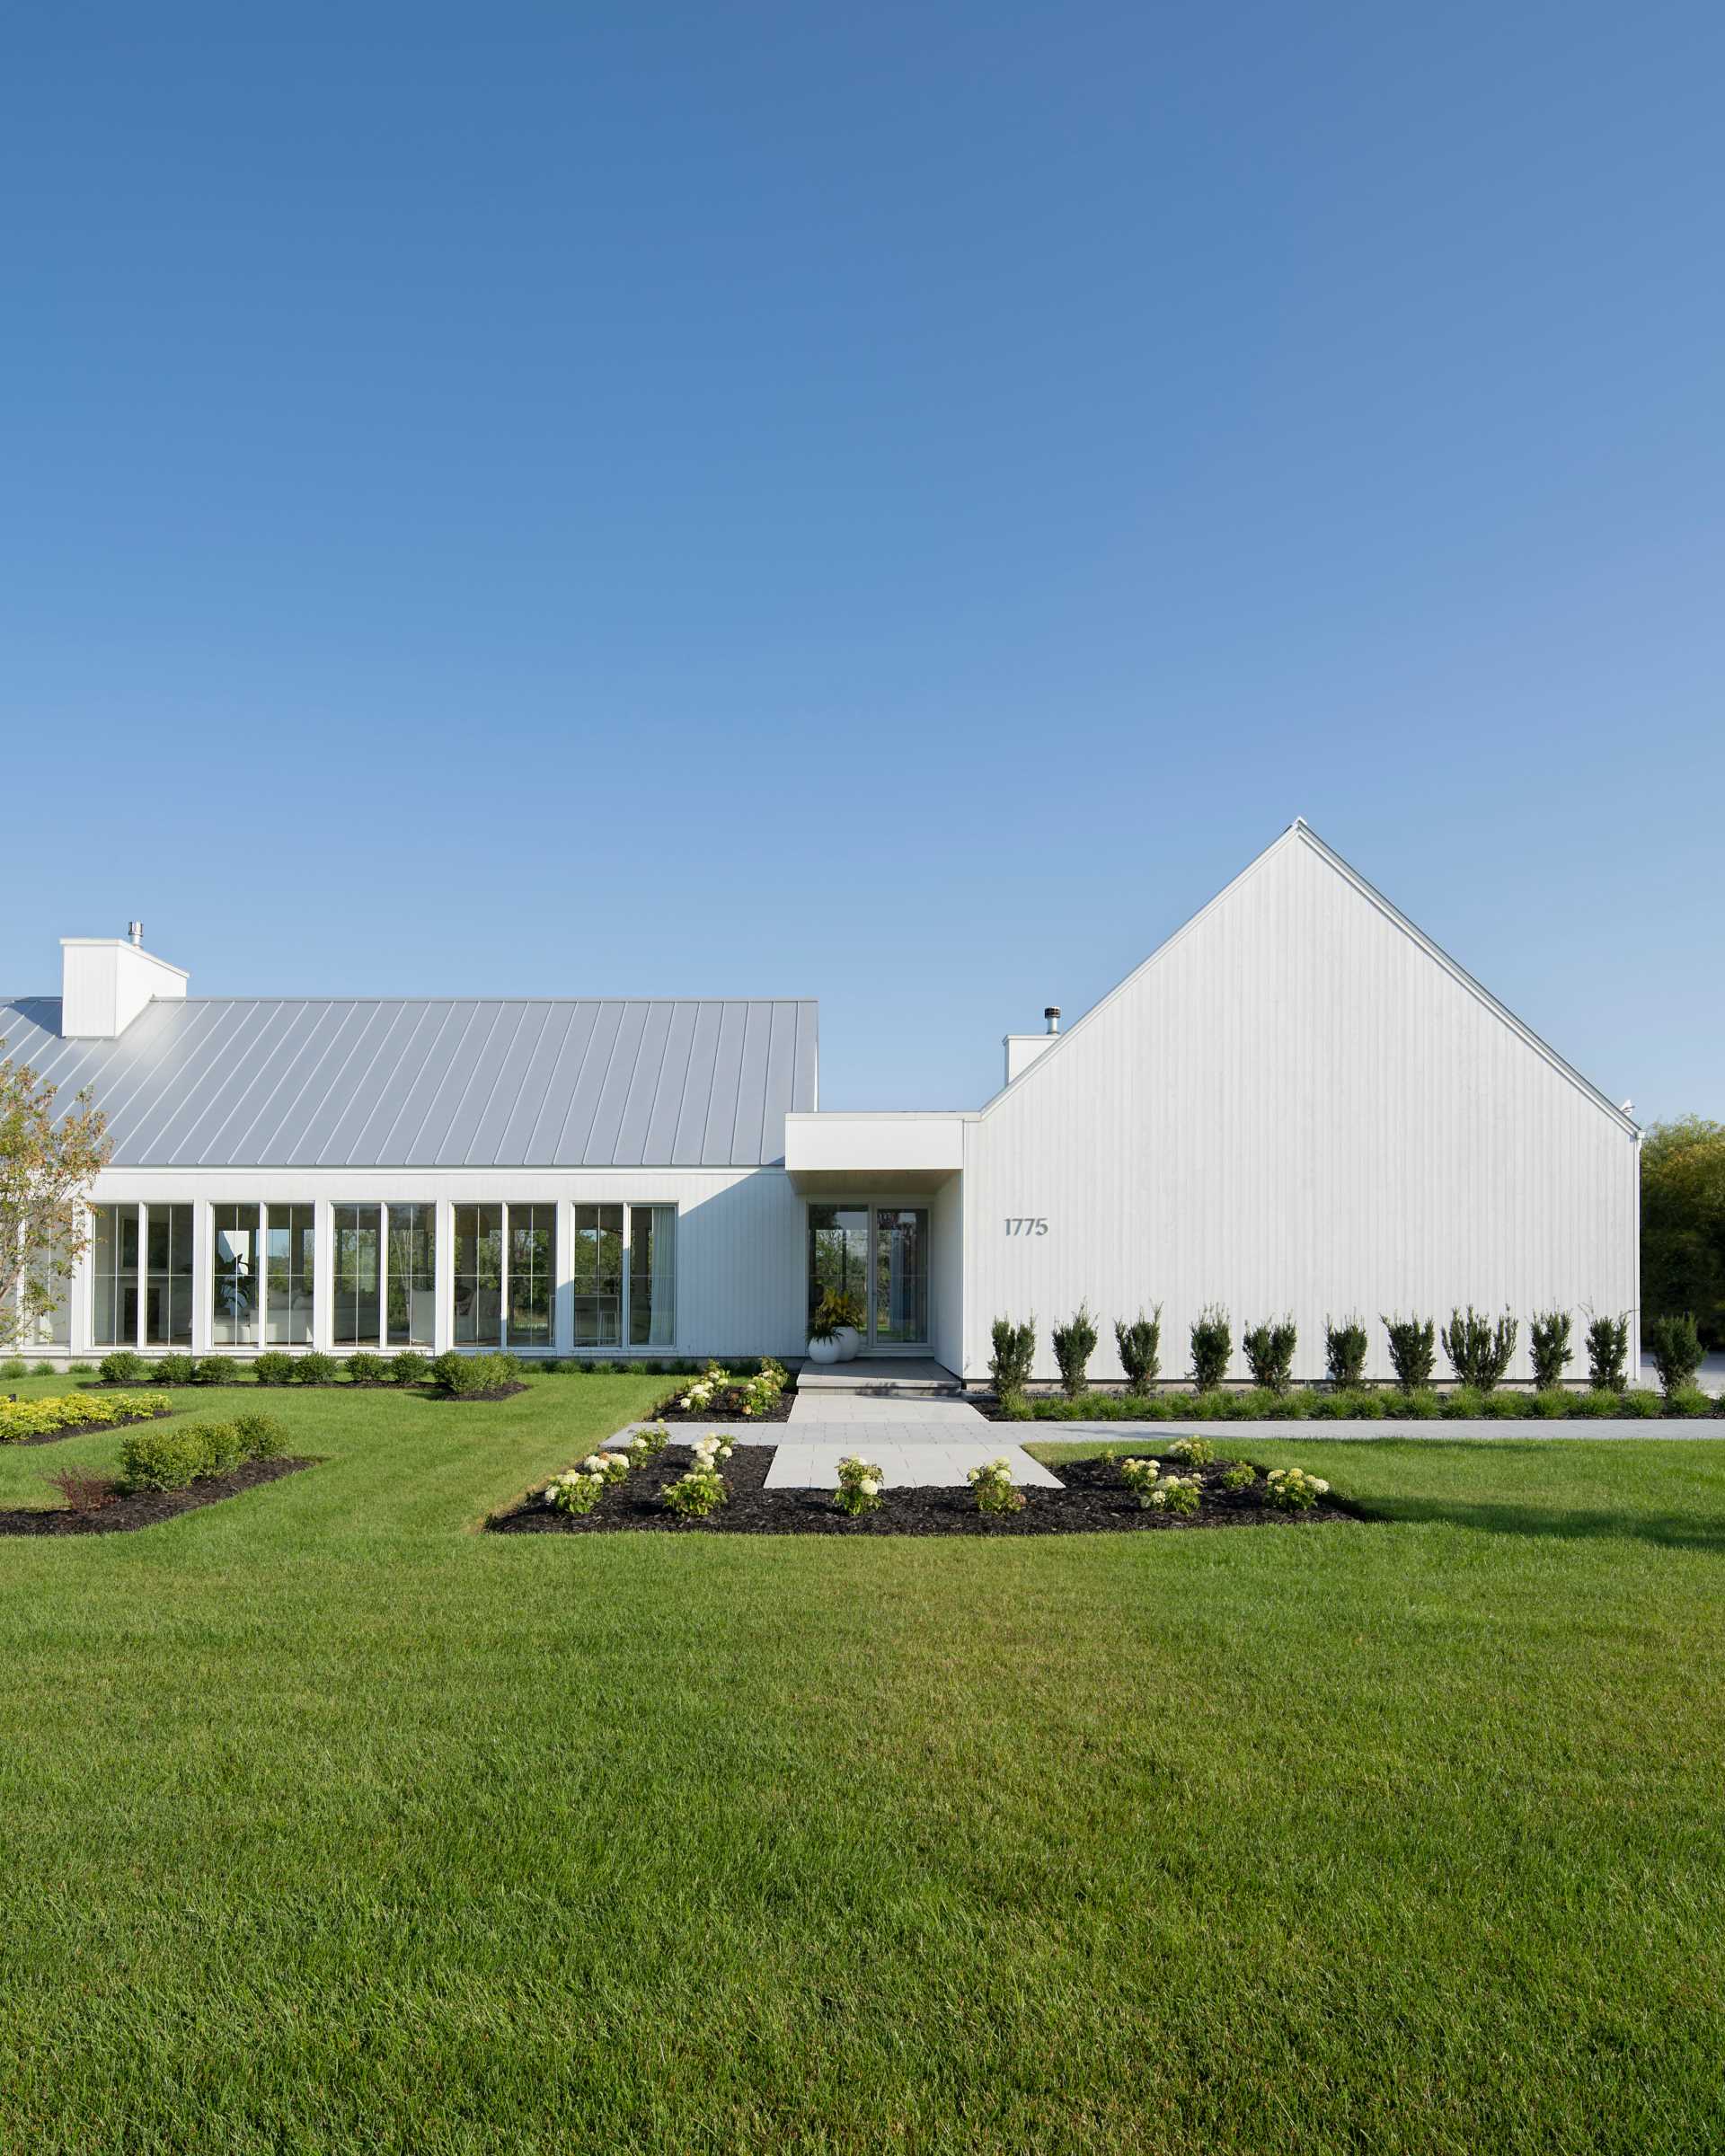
[386,1202,437,1347]
[210,1204,261,1346]
[572,1203,622,1348]
[332,1205,382,1348]
[808,1204,869,1329]
[629,1205,676,1348]
[454,1204,503,1346]
[872,1207,929,1347]
[507,1202,554,1348]
[266,1205,315,1345]
[144,1204,192,1347]
[93,1205,140,1347]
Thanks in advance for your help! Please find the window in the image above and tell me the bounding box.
[386,1203,437,1348]
[211,1204,261,1346]
[572,1204,624,1347]
[266,1206,315,1345]
[628,1205,676,1348]
[92,1206,140,1348]
[808,1203,869,1330]
[508,1203,555,1348]
[13,1236,71,1347]
[332,1206,382,1348]
[454,1205,503,1346]
[144,1205,194,1347]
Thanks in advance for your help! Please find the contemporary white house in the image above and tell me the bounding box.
[4,823,1640,1383]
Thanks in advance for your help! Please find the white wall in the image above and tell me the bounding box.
[931,1172,964,1376]
[960,829,1640,1383]
[71,1165,807,1360]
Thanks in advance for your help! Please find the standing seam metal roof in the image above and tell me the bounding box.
[0,997,818,1168]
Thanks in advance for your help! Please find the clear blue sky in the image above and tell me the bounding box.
[4,4,1721,1119]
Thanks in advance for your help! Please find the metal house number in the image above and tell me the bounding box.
[1004,1217,1048,1236]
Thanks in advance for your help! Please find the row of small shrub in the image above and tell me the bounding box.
[1007,1383,1721,1423]
[668,1359,789,1418]
[993,1305,1712,1405]
[541,1427,733,1518]
[0,1359,99,1380]
[0,1390,172,1444]
[92,1349,780,1386]
[117,1412,290,1493]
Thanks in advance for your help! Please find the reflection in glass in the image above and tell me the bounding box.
[628,1205,676,1348]
[509,1203,555,1348]
[211,1204,261,1346]
[454,1205,503,1346]
[332,1205,382,1347]
[807,1204,869,1330]
[265,1206,315,1345]
[93,1205,141,1348]
[386,1203,437,1347]
[872,1207,929,1347]
[572,1204,623,1347]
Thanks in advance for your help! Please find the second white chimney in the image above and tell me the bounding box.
[60,932,188,1038]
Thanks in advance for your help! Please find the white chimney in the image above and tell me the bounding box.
[60,930,188,1038]
[1003,1006,1062,1086]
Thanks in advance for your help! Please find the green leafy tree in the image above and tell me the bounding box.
[0,1040,111,1349]
[1641,1118,1725,1349]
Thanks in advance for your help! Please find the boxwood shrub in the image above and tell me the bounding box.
[429,1349,524,1397]
[99,1349,149,1384]
[390,1352,429,1385]
[294,1352,339,1385]
[117,1412,289,1493]
[344,1351,393,1385]
[152,1354,196,1386]
[253,1352,296,1386]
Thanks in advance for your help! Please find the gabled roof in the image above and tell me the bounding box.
[979,820,1639,1135]
[0,996,818,1169]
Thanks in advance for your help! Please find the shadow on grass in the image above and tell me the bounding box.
[1364,1496,1725,1552]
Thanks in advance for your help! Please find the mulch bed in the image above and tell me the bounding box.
[3,1408,175,1451]
[650,1390,798,1426]
[0,1456,317,1537]
[489,1445,1362,1537]
[431,1383,530,1403]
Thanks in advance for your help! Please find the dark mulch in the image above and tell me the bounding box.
[4,1408,174,1452]
[430,1383,530,1403]
[0,1455,317,1537]
[488,1445,1363,1537]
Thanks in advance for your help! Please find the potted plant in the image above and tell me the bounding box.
[824,1290,864,1361]
[807,1304,842,1366]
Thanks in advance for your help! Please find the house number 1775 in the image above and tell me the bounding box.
[1004,1217,1048,1236]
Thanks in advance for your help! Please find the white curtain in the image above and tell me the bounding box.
[645,1205,676,1347]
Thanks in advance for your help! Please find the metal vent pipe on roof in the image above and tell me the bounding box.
[1045,1006,1060,1034]
[128,921,144,946]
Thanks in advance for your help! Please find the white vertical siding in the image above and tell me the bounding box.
[932,1172,965,1375]
[962,832,1638,1383]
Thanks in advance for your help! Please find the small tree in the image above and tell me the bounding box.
[0,1041,111,1349]
[1382,1314,1436,1394]
[1050,1303,1098,1398]
[1190,1306,1232,1392]
[1528,1310,1573,1391]
[1645,1312,1703,1401]
[1324,1315,1369,1389]
[1243,1316,1297,1394]
[989,1317,1036,1404]
[1585,1312,1630,1393]
[1441,1306,1518,1392]
[1114,1307,1162,1392]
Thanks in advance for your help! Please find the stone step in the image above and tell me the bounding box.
[795,1360,968,1400]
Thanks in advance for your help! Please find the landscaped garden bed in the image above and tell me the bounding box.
[0,1455,316,1536]
[489,1439,1361,1535]
[650,1359,797,1424]
[0,1391,173,1449]
[983,1385,1725,1423]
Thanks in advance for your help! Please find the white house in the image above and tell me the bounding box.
[3,823,1640,1383]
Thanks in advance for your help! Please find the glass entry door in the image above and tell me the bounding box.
[871,1207,929,1348]
[807,1202,931,1350]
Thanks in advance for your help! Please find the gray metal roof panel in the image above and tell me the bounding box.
[0,994,817,1168]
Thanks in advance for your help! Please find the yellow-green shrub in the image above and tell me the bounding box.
[0,1391,172,1444]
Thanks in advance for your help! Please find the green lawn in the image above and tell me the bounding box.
[2,1378,1722,2153]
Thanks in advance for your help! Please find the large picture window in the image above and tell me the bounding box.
[386,1203,437,1348]
[92,1205,140,1348]
[145,1205,195,1348]
[211,1204,261,1346]
[454,1205,503,1346]
[332,1206,382,1348]
[266,1206,315,1345]
[628,1205,676,1348]
[509,1204,555,1348]
[572,1204,624,1347]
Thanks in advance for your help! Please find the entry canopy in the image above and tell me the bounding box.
[784,1111,968,1193]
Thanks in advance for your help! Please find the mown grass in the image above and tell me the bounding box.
[2,1379,1722,2153]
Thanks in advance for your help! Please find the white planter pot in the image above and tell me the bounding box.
[807,1335,842,1365]
[835,1326,862,1361]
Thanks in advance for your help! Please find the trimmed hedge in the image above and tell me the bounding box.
[0,1391,173,1444]
[1010,1384,1720,1423]
[117,1412,289,1494]
[429,1350,524,1397]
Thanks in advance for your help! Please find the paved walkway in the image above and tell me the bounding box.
[786,1389,986,1432]
[765,1436,1062,1489]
